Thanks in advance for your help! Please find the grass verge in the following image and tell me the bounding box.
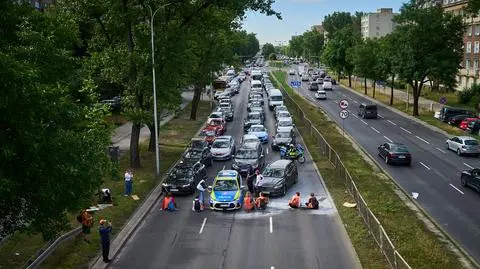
[272,71,464,269]
[0,101,212,269]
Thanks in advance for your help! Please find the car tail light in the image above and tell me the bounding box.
[387,153,396,158]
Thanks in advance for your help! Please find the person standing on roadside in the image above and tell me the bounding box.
[80,209,93,243]
[196,179,208,205]
[99,219,112,263]
[124,169,133,196]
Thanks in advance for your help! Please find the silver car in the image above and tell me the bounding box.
[446,136,480,156]
[211,136,236,160]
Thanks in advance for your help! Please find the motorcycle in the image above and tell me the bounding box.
[279,144,305,164]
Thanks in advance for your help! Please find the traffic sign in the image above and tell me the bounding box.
[290,81,301,88]
[339,99,349,109]
[439,96,447,105]
[339,109,349,119]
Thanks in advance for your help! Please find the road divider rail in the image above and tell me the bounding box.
[270,72,412,269]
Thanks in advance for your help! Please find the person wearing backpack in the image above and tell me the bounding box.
[306,193,319,209]
[255,192,269,210]
[196,179,208,205]
[192,196,203,212]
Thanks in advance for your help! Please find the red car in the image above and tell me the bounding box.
[207,118,226,135]
[199,127,217,145]
[460,118,479,130]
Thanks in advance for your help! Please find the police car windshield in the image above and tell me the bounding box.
[214,180,238,191]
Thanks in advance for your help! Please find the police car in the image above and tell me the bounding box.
[209,170,245,211]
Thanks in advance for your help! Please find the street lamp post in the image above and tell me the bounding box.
[148,3,172,177]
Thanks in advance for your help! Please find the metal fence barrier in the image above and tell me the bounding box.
[271,74,412,269]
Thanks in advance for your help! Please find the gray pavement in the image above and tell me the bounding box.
[289,66,480,264]
[106,76,361,269]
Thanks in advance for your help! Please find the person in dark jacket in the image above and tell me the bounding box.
[99,219,113,263]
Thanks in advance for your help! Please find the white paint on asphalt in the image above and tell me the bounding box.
[271,266,275,269]
[400,127,412,134]
[415,136,430,145]
[449,184,464,195]
[383,136,393,143]
[464,163,474,169]
[333,100,339,104]
[377,114,384,118]
[199,218,207,234]
[266,148,269,155]
[360,120,368,125]
[419,162,431,170]
[371,127,380,134]
[353,100,359,104]
[387,120,397,126]
[269,216,273,233]
[351,113,358,118]
[436,147,446,154]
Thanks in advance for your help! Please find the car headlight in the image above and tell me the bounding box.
[182,184,191,188]
[162,183,168,187]
[273,181,284,189]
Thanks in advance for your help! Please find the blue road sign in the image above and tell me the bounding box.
[290,81,301,88]
[439,96,447,105]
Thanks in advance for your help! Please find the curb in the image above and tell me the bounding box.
[338,83,451,138]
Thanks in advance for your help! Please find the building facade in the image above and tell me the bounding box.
[361,8,398,39]
[443,0,480,91]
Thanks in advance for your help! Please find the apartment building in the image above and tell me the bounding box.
[360,8,398,39]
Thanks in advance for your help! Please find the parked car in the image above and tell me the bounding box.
[439,107,476,123]
[247,125,269,143]
[315,90,327,100]
[358,103,378,119]
[446,136,480,156]
[460,118,479,130]
[162,161,207,195]
[217,107,234,122]
[210,136,236,161]
[467,120,480,135]
[377,142,412,165]
[271,130,296,151]
[460,168,480,192]
[449,115,472,127]
[231,141,265,178]
[255,160,298,197]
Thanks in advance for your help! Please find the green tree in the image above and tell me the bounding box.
[393,0,465,116]
[323,12,353,38]
[377,34,399,105]
[0,2,111,239]
[289,35,304,58]
[269,53,277,60]
[352,39,378,95]
[302,30,324,65]
[262,43,275,58]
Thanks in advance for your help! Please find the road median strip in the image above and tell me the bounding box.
[271,71,475,269]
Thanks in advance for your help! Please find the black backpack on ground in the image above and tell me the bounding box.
[194,200,201,212]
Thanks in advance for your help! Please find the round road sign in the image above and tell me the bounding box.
[439,96,447,105]
[339,109,349,119]
[339,99,349,109]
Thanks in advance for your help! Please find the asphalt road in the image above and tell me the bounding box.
[109,76,361,269]
[288,64,480,263]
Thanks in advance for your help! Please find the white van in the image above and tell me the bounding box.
[322,81,333,90]
[251,80,263,90]
[268,89,284,110]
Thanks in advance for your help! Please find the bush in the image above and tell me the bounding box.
[269,53,277,61]
[458,84,480,108]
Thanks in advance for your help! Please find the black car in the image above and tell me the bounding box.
[358,103,378,119]
[231,142,265,178]
[184,138,213,166]
[377,142,411,165]
[217,107,234,121]
[271,130,296,151]
[255,160,298,196]
[460,168,480,192]
[308,82,319,91]
[244,112,264,132]
[448,114,471,127]
[467,119,480,134]
[162,161,207,195]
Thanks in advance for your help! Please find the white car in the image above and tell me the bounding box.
[323,81,333,90]
[275,106,289,119]
[210,136,236,160]
[241,134,260,144]
[446,136,480,156]
[315,90,327,100]
[276,118,294,133]
[288,69,296,75]
[434,111,441,119]
[276,111,292,121]
[208,111,225,122]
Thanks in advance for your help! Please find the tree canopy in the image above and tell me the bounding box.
[262,43,276,58]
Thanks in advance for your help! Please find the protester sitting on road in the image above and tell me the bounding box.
[305,193,319,209]
[161,192,177,211]
[192,196,203,212]
[243,191,254,212]
[255,192,269,210]
[289,192,301,208]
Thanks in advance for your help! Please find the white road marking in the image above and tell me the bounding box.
[199,218,207,234]
[271,267,275,269]
[266,148,269,155]
[360,120,368,125]
[387,120,397,126]
[449,184,464,195]
[351,113,358,118]
[371,127,380,134]
[353,100,359,104]
[333,100,339,104]
[400,127,412,134]
[415,136,430,145]
[269,216,273,233]
[383,135,393,143]
[436,147,446,154]
[419,162,431,170]
[377,114,384,118]
[464,163,474,169]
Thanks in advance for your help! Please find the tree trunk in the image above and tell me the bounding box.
[130,123,142,168]
[412,80,424,117]
[147,123,155,152]
[190,84,203,120]
[364,77,367,95]
[389,75,394,106]
[337,71,341,82]
[372,80,376,99]
[348,75,352,87]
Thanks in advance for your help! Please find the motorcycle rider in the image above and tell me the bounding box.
[287,143,297,158]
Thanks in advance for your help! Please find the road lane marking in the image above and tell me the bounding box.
[415,136,430,145]
[383,135,392,142]
[387,120,397,126]
[419,162,431,170]
[351,113,358,118]
[360,120,368,125]
[269,216,273,233]
[266,148,269,155]
[377,114,384,118]
[371,127,380,134]
[353,100,359,104]
[449,184,464,195]
[333,100,339,104]
[400,127,412,134]
[464,163,474,169]
[271,267,274,269]
[436,147,446,154]
[199,218,207,234]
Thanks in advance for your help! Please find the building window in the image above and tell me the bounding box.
[475,59,479,75]
[466,59,471,73]
[467,41,472,53]
[468,25,473,36]
[476,25,480,36]
[475,41,479,53]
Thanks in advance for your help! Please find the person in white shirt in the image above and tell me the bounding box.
[196,179,208,205]
[124,169,133,196]
[254,169,263,195]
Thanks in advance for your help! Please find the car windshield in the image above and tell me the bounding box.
[276,132,291,138]
[212,140,229,148]
[276,107,287,112]
[248,114,260,120]
[214,179,238,191]
[190,141,205,149]
[200,130,215,136]
[250,126,265,132]
[236,149,258,159]
[464,140,479,145]
[279,112,290,117]
[278,120,292,127]
[252,84,262,89]
[263,168,285,177]
[366,106,377,111]
[391,145,409,153]
[210,113,221,118]
[271,96,283,101]
[209,120,222,126]
[171,167,193,178]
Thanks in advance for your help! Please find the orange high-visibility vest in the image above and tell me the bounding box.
[244,197,254,210]
[162,197,172,210]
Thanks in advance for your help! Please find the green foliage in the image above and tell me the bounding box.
[323,12,354,38]
[262,43,275,58]
[0,2,112,239]
[232,31,260,59]
[269,53,277,60]
[321,25,361,77]
[286,30,324,59]
[458,84,480,108]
